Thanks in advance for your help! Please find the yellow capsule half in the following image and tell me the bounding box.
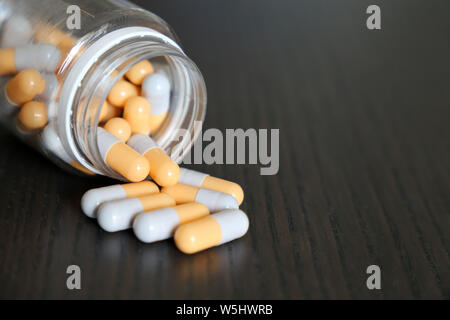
[123,96,151,135]
[125,60,154,85]
[6,69,46,105]
[127,134,180,187]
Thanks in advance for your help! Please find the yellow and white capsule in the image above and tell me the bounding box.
[107,79,139,107]
[179,168,244,205]
[0,44,61,76]
[162,183,238,213]
[125,60,154,85]
[97,193,175,232]
[0,16,32,48]
[123,96,151,135]
[104,117,131,142]
[133,203,210,243]
[174,209,249,254]
[6,69,46,105]
[97,128,150,182]
[142,73,171,133]
[127,134,180,187]
[81,181,159,218]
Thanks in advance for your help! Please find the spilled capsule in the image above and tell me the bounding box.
[174,209,249,254]
[128,134,180,187]
[179,168,244,205]
[0,44,61,75]
[81,181,159,218]
[97,192,175,232]
[162,183,238,213]
[133,203,210,243]
[97,128,150,182]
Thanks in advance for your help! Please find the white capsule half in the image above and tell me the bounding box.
[133,207,179,243]
[40,122,73,164]
[36,73,59,101]
[97,198,143,232]
[14,44,61,73]
[81,185,126,219]
[213,210,249,245]
[141,73,171,115]
[133,203,209,243]
[195,188,238,212]
[1,16,33,48]
[178,167,208,186]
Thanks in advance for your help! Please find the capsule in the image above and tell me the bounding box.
[17,101,48,130]
[125,60,154,85]
[81,181,159,218]
[123,96,151,135]
[97,128,150,182]
[127,134,180,187]
[107,79,139,107]
[98,101,122,123]
[133,203,210,243]
[142,73,170,132]
[104,117,131,142]
[0,16,33,48]
[97,193,175,232]
[174,209,249,254]
[179,168,244,205]
[162,183,238,212]
[0,44,61,76]
[6,69,46,105]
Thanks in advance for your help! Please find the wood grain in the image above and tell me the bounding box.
[0,0,449,299]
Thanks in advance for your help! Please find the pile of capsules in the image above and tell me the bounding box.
[0,17,249,254]
[82,168,249,254]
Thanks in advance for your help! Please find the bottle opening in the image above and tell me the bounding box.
[58,27,206,180]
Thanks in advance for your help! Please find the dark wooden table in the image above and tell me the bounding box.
[1,0,449,299]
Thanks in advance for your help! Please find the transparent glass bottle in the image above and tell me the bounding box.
[0,0,206,180]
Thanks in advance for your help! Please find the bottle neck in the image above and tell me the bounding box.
[57,27,206,179]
